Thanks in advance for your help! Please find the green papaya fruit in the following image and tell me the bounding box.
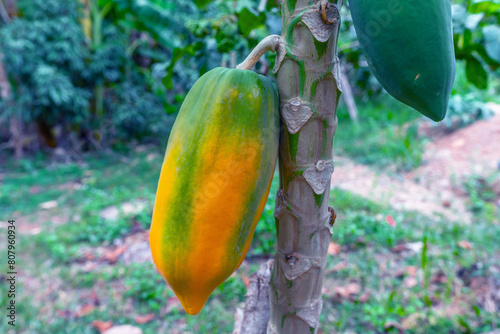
[349,0,455,121]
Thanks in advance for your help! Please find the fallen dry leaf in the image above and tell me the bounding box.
[431,272,448,284]
[395,266,418,278]
[384,321,403,331]
[122,201,147,215]
[394,268,406,278]
[392,244,409,253]
[135,314,154,324]
[172,318,187,331]
[326,262,347,275]
[100,206,120,220]
[242,275,250,288]
[333,262,347,271]
[401,313,423,330]
[40,200,58,209]
[56,309,73,318]
[469,276,489,292]
[404,277,417,288]
[484,297,496,313]
[102,245,127,263]
[406,241,424,253]
[92,320,113,333]
[334,283,360,299]
[81,262,97,272]
[458,240,472,250]
[76,304,95,318]
[103,325,142,334]
[87,290,100,306]
[406,266,417,277]
[328,242,340,256]
[164,296,181,314]
[359,290,371,303]
[385,215,397,227]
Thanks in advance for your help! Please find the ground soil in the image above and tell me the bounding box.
[331,111,500,224]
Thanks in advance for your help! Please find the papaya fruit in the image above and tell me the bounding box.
[150,67,279,315]
[349,0,455,121]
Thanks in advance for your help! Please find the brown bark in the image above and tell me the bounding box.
[9,117,22,159]
[234,260,274,334]
[0,52,10,99]
[0,0,11,23]
[4,0,17,18]
[269,0,342,332]
[0,51,23,158]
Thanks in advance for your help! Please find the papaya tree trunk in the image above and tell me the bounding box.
[0,0,11,24]
[269,0,342,332]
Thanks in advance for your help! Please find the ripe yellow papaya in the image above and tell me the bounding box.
[150,67,279,315]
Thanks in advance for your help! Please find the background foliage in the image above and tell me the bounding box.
[0,0,499,155]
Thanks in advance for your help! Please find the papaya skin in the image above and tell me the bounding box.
[149,67,279,315]
[349,0,455,121]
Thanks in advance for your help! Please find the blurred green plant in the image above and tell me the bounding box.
[336,99,426,171]
[0,0,174,151]
[463,174,499,220]
[0,0,284,154]
[124,262,172,311]
[452,0,500,89]
[250,174,279,256]
[0,2,91,132]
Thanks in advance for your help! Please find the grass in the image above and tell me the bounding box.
[335,97,427,172]
[462,174,500,222]
[1,145,499,333]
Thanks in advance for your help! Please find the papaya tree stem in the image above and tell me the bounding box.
[269,0,342,332]
[237,35,282,70]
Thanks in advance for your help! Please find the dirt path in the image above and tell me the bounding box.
[409,109,500,188]
[331,110,500,224]
[331,156,472,223]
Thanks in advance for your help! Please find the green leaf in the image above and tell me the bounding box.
[474,44,500,70]
[469,0,500,16]
[237,7,266,36]
[194,0,212,9]
[483,25,500,63]
[465,13,484,30]
[161,43,201,90]
[465,56,488,89]
[421,235,428,270]
[452,5,467,34]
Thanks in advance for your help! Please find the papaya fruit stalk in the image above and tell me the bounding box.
[267,0,342,332]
